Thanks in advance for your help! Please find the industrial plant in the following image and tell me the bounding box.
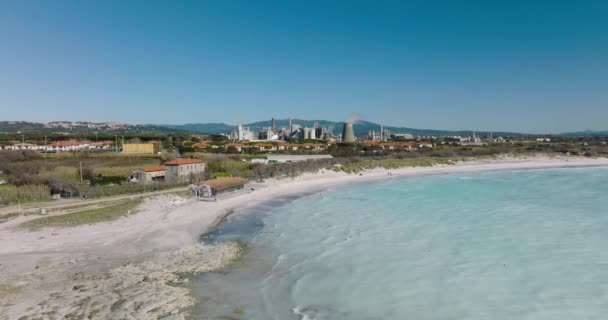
[227,117,426,144]
[341,122,355,143]
[229,117,341,142]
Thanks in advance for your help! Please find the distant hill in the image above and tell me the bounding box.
[158,123,236,135]
[0,121,45,132]
[159,119,527,137]
[0,121,179,134]
[6,120,602,137]
[560,130,608,137]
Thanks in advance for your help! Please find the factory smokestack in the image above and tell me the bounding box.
[342,122,355,142]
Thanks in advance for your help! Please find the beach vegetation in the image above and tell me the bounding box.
[1,137,607,206]
[19,199,142,230]
[0,184,51,205]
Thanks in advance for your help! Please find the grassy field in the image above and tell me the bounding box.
[34,154,162,182]
[19,199,142,230]
[184,152,252,178]
[45,152,159,160]
[0,184,51,205]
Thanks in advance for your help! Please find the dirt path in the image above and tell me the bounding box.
[0,186,187,218]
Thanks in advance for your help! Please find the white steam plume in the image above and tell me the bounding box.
[345,113,362,124]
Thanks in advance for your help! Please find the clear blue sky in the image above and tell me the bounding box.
[1,0,606,133]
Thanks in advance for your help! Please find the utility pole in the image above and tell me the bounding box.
[80,161,83,183]
[115,135,118,153]
[44,136,47,168]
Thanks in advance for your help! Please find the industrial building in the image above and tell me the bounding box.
[391,133,415,141]
[229,117,334,142]
[231,125,256,141]
[122,143,155,154]
[342,122,356,142]
[368,125,391,141]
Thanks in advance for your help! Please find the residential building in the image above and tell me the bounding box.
[252,143,278,152]
[164,158,206,184]
[3,143,41,150]
[89,141,114,150]
[130,165,165,184]
[48,140,92,152]
[193,142,220,150]
[265,154,333,163]
[300,143,326,151]
[224,143,248,152]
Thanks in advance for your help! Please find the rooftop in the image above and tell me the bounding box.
[138,165,165,172]
[164,158,205,166]
[202,177,248,191]
[49,140,92,147]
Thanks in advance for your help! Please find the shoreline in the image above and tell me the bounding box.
[1,155,608,319]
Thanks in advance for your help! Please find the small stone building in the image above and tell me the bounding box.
[191,177,249,199]
[203,177,248,196]
[130,165,165,184]
[164,158,206,184]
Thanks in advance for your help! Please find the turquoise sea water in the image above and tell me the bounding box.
[191,167,608,319]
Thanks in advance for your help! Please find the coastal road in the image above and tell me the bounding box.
[0,186,188,217]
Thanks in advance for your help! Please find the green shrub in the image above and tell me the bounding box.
[0,184,50,205]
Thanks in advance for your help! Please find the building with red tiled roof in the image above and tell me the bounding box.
[248,143,277,152]
[164,158,205,166]
[192,141,219,149]
[164,158,206,184]
[224,142,248,152]
[139,165,165,172]
[131,165,166,184]
[417,142,433,148]
[301,143,327,151]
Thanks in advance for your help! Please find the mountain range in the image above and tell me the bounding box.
[160,119,529,137]
[1,120,606,137]
[559,130,608,137]
[0,121,177,135]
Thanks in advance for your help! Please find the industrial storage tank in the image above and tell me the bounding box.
[342,122,355,142]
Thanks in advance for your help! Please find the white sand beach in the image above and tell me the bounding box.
[1,155,608,319]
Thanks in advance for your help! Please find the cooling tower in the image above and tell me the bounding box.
[342,122,355,142]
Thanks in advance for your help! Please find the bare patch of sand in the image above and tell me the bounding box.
[1,242,242,320]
